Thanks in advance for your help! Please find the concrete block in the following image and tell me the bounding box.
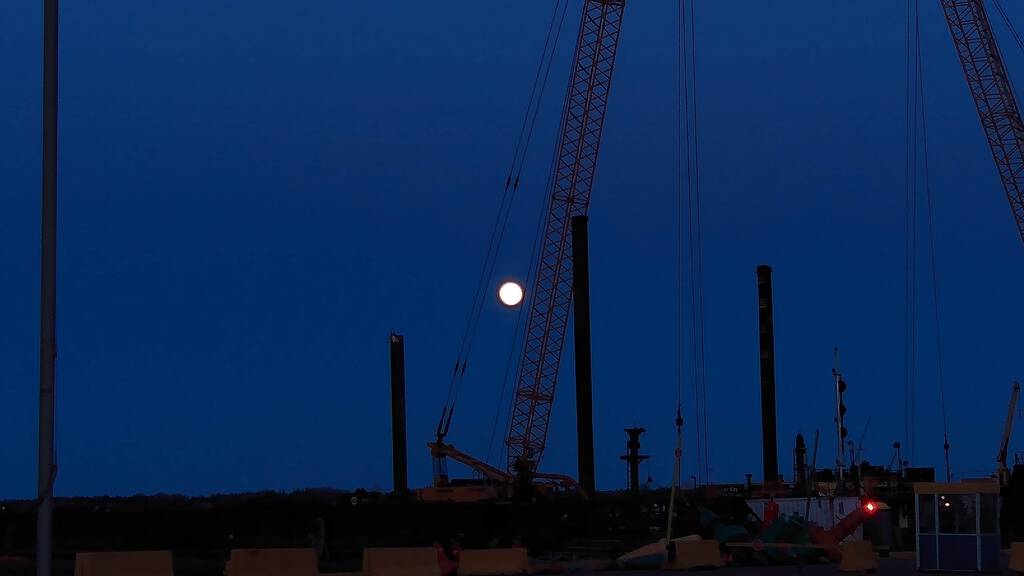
[1010,542,1024,573]
[839,540,878,572]
[663,540,723,570]
[361,547,439,576]
[74,550,174,576]
[458,548,528,575]
[227,548,318,576]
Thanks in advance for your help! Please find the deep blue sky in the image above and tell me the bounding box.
[2,1,1024,498]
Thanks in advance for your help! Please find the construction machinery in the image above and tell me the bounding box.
[935,1,1024,543]
[426,0,627,499]
[938,0,1024,245]
[998,381,1020,486]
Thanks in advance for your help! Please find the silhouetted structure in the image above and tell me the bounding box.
[389,333,407,495]
[794,434,807,488]
[571,216,595,496]
[504,0,626,474]
[38,1,60,575]
[620,427,649,493]
[756,265,779,483]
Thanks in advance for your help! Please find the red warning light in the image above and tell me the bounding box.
[864,501,877,513]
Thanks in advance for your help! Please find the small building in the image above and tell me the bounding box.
[915,481,1000,572]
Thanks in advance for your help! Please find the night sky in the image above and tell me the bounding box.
[2,1,1024,498]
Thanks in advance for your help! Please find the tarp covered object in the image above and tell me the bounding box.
[747,497,863,542]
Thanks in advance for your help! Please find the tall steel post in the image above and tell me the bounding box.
[389,333,408,496]
[571,216,595,496]
[756,265,778,483]
[38,0,59,574]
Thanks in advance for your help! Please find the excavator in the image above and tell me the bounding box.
[420,0,627,502]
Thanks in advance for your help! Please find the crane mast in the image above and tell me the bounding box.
[939,0,1024,245]
[505,0,626,473]
[425,0,626,496]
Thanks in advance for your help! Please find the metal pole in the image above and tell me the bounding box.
[38,0,59,574]
[389,333,408,496]
[665,410,684,560]
[833,348,844,488]
[756,265,778,483]
[571,215,595,496]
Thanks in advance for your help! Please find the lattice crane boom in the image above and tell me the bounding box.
[505,0,626,472]
[939,0,1024,244]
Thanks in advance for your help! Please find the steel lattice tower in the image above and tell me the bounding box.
[506,0,626,472]
[940,0,1024,244]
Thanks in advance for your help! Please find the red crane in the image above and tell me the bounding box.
[505,0,626,474]
[427,0,626,496]
[939,0,1024,244]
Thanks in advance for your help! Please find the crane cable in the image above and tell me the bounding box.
[911,0,953,481]
[484,184,551,464]
[691,0,711,485]
[436,0,572,441]
[675,0,686,431]
[438,0,572,452]
[992,0,1024,56]
[668,0,686,504]
[680,0,710,485]
[905,0,919,468]
[679,0,699,485]
[484,95,570,465]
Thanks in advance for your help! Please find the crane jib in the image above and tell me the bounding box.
[940,0,1024,245]
[505,0,626,473]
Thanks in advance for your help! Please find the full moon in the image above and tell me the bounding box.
[498,282,524,307]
